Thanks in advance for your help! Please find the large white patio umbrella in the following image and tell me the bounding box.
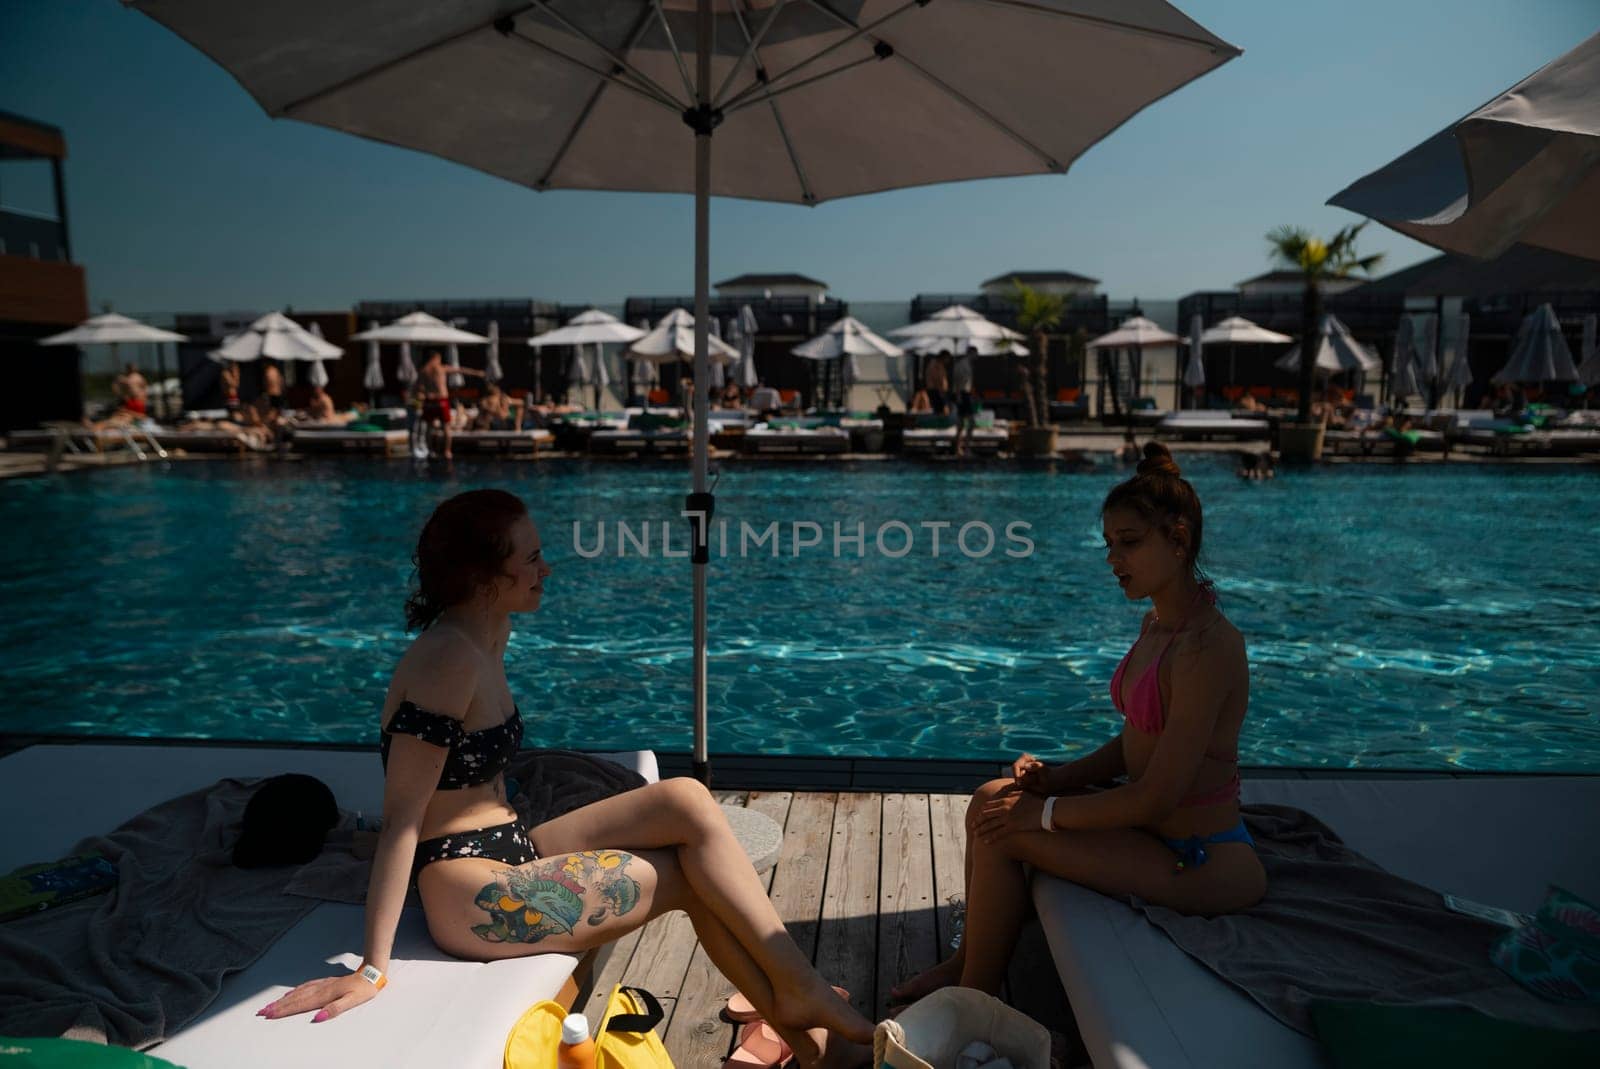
[1492,304,1579,385]
[1275,315,1382,376]
[351,311,489,346]
[39,313,188,419]
[626,308,738,365]
[532,309,650,406]
[213,311,342,363]
[1330,30,1600,261]
[1199,315,1292,389]
[891,304,1025,355]
[129,0,1240,782]
[795,316,903,408]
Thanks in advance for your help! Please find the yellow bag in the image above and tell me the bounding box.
[873,988,1049,1069]
[594,985,675,1069]
[503,985,674,1069]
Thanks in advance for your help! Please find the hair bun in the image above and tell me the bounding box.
[1137,442,1182,479]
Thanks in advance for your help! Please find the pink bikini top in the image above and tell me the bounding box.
[1109,585,1240,807]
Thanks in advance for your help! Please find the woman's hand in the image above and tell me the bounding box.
[258,972,378,1024]
[1011,753,1054,795]
[973,785,1045,845]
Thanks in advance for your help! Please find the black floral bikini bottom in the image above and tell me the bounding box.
[413,820,539,880]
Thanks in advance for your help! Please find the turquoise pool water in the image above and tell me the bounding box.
[2,460,1596,771]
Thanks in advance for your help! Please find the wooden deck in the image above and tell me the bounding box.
[575,789,1080,1068]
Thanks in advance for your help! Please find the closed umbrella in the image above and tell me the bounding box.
[1576,314,1600,388]
[129,0,1241,782]
[1440,314,1474,399]
[1390,323,1422,402]
[1183,313,1206,405]
[361,321,385,401]
[446,342,464,389]
[351,311,489,346]
[306,322,331,390]
[707,317,726,391]
[1493,304,1579,384]
[1330,30,1600,260]
[485,320,504,384]
[735,305,760,390]
[396,342,417,387]
[1411,314,1439,380]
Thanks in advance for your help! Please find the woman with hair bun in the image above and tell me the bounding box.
[265,489,874,1068]
[892,442,1265,1002]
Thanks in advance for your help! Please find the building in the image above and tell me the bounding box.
[714,272,829,303]
[1235,269,1363,298]
[0,110,88,432]
[979,270,1099,300]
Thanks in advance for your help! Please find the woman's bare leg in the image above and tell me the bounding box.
[531,779,873,1043]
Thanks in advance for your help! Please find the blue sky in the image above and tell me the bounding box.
[2,0,1595,316]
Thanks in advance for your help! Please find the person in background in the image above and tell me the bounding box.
[909,388,933,414]
[472,383,524,431]
[953,347,978,457]
[111,363,149,417]
[749,381,781,419]
[220,362,241,412]
[925,353,950,416]
[720,381,744,409]
[418,349,489,460]
[305,386,336,423]
[262,359,285,413]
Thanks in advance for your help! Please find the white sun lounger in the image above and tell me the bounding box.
[449,428,555,454]
[0,743,658,1069]
[291,429,410,457]
[1032,776,1600,1069]
[1155,412,1271,440]
[741,423,851,454]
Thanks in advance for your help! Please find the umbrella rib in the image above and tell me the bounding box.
[647,0,698,103]
[537,5,659,189]
[726,0,816,204]
[788,0,1063,171]
[720,0,922,112]
[524,1,688,110]
[274,4,539,117]
[713,0,792,108]
[501,27,681,117]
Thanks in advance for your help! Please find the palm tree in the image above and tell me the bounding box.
[1265,222,1385,423]
[1008,279,1066,427]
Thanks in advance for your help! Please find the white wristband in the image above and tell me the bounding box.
[1041,796,1058,832]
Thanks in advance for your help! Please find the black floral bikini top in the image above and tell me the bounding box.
[380,700,524,789]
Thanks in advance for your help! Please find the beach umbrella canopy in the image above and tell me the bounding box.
[1576,314,1600,387]
[1275,315,1382,375]
[1329,30,1600,261]
[485,320,504,384]
[1492,304,1579,384]
[1390,323,1423,400]
[891,305,1024,355]
[626,309,738,365]
[1441,314,1474,393]
[306,322,331,389]
[707,318,726,389]
[1183,313,1206,391]
[1087,315,1181,350]
[126,0,1241,779]
[351,311,489,345]
[39,312,186,347]
[1199,316,1292,345]
[793,316,905,361]
[361,321,385,392]
[528,308,646,348]
[213,311,342,362]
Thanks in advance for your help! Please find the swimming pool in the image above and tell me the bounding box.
[2,460,1596,771]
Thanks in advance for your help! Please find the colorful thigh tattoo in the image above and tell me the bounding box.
[472,850,641,944]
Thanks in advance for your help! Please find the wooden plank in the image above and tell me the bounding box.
[665,792,795,1069]
[813,792,882,1018]
[875,793,939,1021]
[624,902,700,999]
[767,792,839,961]
[928,792,969,954]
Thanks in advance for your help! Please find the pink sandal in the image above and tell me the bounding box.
[722,1021,792,1069]
[722,985,850,1024]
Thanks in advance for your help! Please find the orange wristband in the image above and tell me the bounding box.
[358,963,387,991]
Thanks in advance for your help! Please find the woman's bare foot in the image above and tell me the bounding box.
[888,954,962,1005]
[792,1028,873,1069]
[771,978,874,1046]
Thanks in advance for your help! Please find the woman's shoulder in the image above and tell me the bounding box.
[390,629,482,706]
[1173,610,1244,664]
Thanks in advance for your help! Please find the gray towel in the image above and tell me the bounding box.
[287,748,649,905]
[1131,804,1600,1035]
[0,777,324,1049]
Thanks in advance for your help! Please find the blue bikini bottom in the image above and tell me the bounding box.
[1163,819,1254,871]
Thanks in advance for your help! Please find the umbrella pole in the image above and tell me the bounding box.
[687,0,713,786]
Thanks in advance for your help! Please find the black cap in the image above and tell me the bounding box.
[232,774,339,869]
